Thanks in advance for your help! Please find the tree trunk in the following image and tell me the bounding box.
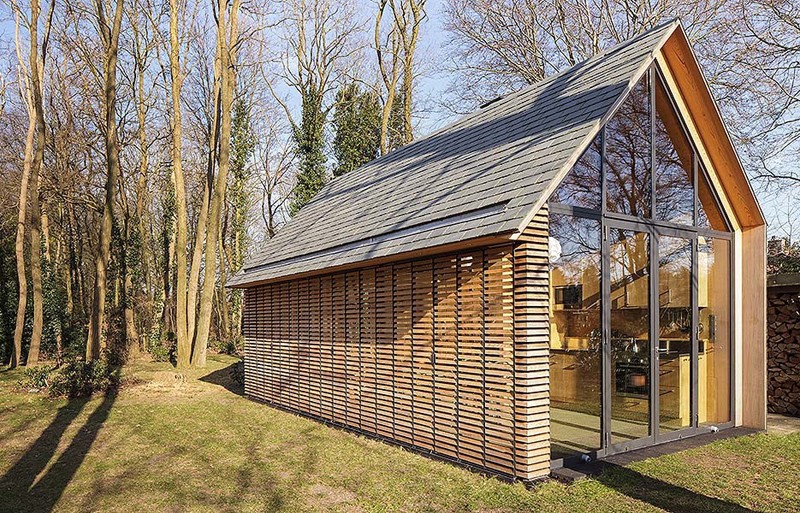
[26,0,51,366]
[87,0,124,361]
[375,0,400,155]
[169,0,191,368]
[12,115,34,369]
[28,175,43,365]
[192,0,240,367]
[186,60,221,346]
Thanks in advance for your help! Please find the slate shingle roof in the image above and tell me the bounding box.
[229,21,679,286]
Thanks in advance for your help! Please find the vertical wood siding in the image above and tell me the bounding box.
[242,241,550,480]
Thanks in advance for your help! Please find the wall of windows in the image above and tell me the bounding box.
[548,63,733,461]
[549,213,602,459]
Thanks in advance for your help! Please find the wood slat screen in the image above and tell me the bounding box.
[243,241,549,480]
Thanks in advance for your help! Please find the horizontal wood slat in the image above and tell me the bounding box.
[243,240,549,481]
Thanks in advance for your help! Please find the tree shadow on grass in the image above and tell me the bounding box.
[595,463,757,513]
[0,390,117,513]
[199,362,244,396]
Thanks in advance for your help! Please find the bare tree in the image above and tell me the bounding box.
[191,0,243,368]
[735,0,800,184]
[441,0,734,112]
[395,0,425,144]
[374,0,400,154]
[86,0,124,361]
[167,0,193,368]
[8,0,54,366]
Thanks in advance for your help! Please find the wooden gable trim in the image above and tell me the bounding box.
[654,53,741,232]
[659,28,765,229]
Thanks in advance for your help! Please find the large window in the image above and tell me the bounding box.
[550,134,602,210]
[606,77,652,218]
[548,214,602,460]
[698,237,731,424]
[654,75,694,225]
[548,63,734,460]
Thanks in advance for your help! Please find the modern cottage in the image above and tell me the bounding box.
[229,21,767,482]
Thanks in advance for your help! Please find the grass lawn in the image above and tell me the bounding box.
[1,355,798,513]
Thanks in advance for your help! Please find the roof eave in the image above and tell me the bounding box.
[227,231,518,288]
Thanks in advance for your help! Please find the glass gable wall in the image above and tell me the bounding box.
[547,64,733,462]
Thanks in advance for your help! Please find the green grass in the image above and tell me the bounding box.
[0,355,797,513]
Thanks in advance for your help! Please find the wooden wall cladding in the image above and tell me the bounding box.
[242,243,548,479]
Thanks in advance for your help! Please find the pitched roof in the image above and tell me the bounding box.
[229,21,679,287]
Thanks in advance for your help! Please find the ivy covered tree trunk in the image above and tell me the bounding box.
[289,84,327,216]
[225,98,255,345]
[332,83,381,177]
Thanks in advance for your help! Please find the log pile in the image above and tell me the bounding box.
[767,289,800,417]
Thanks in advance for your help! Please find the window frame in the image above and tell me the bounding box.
[546,62,736,466]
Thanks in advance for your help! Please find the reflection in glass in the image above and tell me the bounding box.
[550,135,602,210]
[697,166,729,231]
[549,214,602,459]
[658,236,693,433]
[606,77,651,218]
[610,229,651,444]
[655,76,694,225]
[698,237,731,424]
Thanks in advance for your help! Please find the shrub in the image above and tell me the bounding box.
[48,359,117,398]
[231,358,244,388]
[211,336,242,356]
[16,358,117,398]
[18,365,54,391]
[146,328,176,364]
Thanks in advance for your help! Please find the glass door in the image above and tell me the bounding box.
[603,221,697,454]
[606,225,653,449]
[655,230,696,440]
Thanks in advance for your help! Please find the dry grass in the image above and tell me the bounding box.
[0,355,797,513]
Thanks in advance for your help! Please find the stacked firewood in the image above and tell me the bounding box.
[768,289,800,417]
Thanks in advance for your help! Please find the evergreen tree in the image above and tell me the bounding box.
[289,84,328,216]
[230,97,256,272]
[332,83,381,177]
[225,97,256,346]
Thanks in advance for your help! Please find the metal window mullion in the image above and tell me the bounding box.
[650,227,659,441]
[650,65,657,221]
[601,221,611,450]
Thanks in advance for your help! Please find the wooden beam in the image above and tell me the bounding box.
[741,224,767,429]
[660,30,764,229]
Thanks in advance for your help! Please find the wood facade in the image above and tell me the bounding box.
[242,226,552,481]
